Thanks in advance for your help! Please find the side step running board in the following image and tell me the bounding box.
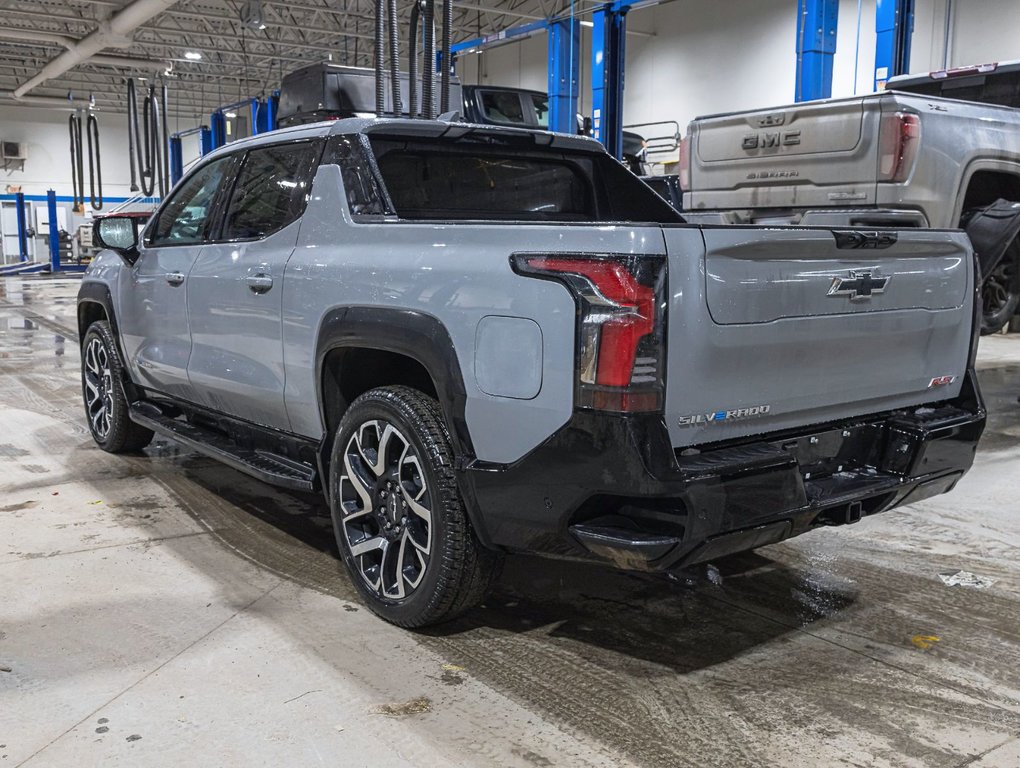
[129,402,317,493]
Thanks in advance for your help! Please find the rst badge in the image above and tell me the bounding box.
[679,404,771,427]
[928,375,957,388]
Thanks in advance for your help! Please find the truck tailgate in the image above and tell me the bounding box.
[662,226,974,448]
[688,97,881,212]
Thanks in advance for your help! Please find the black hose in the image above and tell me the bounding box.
[140,88,155,197]
[422,0,435,119]
[160,84,170,196]
[147,87,163,198]
[374,0,385,116]
[387,0,401,115]
[409,1,420,117]
[86,113,103,211]
[68,114,84,210]
[126,78,139,192]
[441,0,451,114]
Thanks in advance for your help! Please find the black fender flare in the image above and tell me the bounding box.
[77,281,144,401]
[77,281,119,344]
[314,306,495,546]
[314,305,475,459]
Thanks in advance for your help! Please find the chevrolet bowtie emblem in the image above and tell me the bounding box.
[827,270,890,301]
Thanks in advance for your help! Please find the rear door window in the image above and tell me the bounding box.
[221,141,318,240]
[479,91,528,126]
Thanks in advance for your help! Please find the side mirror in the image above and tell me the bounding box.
[94,215,141,264]
[581,116,593,136]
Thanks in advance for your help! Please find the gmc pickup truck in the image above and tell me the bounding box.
[80,117,984,627]
[682,60,1020,333]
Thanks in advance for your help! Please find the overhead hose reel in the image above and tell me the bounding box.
[69,111,103,211]
[127,78,169,198]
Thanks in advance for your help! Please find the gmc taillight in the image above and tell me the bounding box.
[878,112,920,182]
[512,254,666,413]
[678,135,691,192]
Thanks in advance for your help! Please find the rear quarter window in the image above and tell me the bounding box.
[372,145,594,221]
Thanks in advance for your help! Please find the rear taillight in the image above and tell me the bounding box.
[678,135,691,192]
[878,112,920,182]
[512,254,666,413]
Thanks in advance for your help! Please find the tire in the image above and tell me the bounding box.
[81,320,154,453]
[981,256,1020,335]
[328,385,500,628]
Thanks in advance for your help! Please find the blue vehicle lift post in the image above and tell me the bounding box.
[15,191,28,262]
[795,0,839,102]
[591,1,630,159]
[47,190,59,272]
[547,18,581,135]
[874,0,914,90]
[169,125,212,186]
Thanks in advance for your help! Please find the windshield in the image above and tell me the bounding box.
[368,135,684,224]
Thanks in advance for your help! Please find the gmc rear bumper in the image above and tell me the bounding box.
[462,370,985,572]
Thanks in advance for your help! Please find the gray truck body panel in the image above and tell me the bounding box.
[84,116,976,467]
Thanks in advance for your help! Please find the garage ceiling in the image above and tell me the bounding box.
[0,0,578,121]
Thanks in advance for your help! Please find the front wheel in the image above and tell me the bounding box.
[81,320,154,453]
[328,386,500,627]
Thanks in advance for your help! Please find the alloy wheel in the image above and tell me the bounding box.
[984,259,1017,319]
[83,337,113,439]
[338,419,433,600]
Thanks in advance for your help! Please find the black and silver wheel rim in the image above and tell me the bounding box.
[83,337,113,439]
[339,419,433,600]
[984,259,1017,320]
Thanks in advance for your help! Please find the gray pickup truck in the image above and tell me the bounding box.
[682,60,1020,333]
[79,117,985,627]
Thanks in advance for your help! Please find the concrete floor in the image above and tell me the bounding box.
[1,275,1019,768]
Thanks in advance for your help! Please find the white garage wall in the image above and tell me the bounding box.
[1,106,136,199]
[0,105,205,200]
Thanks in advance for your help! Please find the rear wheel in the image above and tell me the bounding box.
[981,257,1020,335]
[81,320,154,453]
[328,385,499,628]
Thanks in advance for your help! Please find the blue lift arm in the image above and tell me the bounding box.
[874,0,914,90]
[795,0,839,102]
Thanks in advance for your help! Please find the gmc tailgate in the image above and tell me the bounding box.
[686,96,885,213]
[662,225,975,448]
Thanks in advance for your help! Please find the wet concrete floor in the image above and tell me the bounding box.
[1,275,1019,767]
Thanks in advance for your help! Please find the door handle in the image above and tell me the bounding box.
[165,271,185,286]
[245,273,273,294]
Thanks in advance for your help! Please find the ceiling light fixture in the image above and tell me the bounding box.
[580,20,594,27]
[184,51,202,60]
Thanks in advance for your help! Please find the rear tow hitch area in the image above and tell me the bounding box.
[566,396,983,574]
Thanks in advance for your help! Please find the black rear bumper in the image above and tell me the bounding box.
[461,371,985,571]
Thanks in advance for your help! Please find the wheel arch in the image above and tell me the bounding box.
[955,162,1020,225]
[314,307,493,547]
[314,306,474,460]
[77,281,119,345]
